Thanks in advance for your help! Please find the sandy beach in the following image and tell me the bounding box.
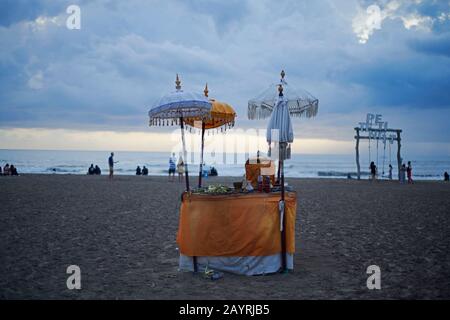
[1,174,449,299]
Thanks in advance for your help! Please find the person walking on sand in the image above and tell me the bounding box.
[177,156,185,182]
[407,161,413,184]
[108,152,118,179]
[370,161,377,181]
[168,153,176,182]
[388,164,393,180]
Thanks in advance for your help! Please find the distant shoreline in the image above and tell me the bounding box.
[3,173,448,182]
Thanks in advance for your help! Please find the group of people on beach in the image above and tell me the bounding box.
[135,166,148,175]
[1,163,19,176]
[399,162,414,184]
[106,152,150,178]
[168,153,185,182]
[369,160,414,183]
[87,164,102,175]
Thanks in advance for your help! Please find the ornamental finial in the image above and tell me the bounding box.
[278,84,284,96]
[175,74,181,90]
[204,83,209,97]
[281,70,285,80]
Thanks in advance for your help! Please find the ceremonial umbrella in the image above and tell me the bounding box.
[184,84,236,188]
[248,70,318,120]
[248,70,319,272]
[148,75,211,191]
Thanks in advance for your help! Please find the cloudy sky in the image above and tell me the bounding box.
[0,0,449,155]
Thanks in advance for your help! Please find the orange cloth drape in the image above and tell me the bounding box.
[177,191,297,257]
[245,159,276,188]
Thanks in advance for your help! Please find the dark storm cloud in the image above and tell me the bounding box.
[0,0,449,147]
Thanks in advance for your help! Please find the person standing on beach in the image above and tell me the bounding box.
[370,161,377,181]
[177,156,185,182]
[388,164,393,180]
[108,152,118,179]
[407,161,413,184]
[400,163,407,184]
[445,171,449,181]
[168,153,176,182]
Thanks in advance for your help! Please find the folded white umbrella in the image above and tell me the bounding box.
[266,92,294,160]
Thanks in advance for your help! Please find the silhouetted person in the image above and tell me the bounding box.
[370,161,377,181]
[108,152,118,179]
[407,161,413,184]
[388,164,393,180]
[88,164,95,175]
[444,171,449,182]
[94,165,101,175]
[3,163,10,175]
[136,166,142,175]
[142,166,148,176]
[10,165,18,176]
[210,166,218,176]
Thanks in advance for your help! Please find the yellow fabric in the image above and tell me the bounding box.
[245,159,276,188]
[177,191,296,257]
[184,99,236,129]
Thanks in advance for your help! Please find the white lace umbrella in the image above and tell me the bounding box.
[248,70,318,120]
[148,74,211,191]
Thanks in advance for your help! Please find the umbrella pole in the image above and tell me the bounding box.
[180,116,197,272]
[198,122,205,188]
[277,160,281,184]
[180,116,190,192]
[280,159,287,272]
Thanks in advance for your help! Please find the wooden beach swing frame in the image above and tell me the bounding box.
[354,126,402,180]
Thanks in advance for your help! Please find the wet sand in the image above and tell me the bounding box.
[1,174,449,299]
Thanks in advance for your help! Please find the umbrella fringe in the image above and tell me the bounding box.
[289,102,318,118]
[248,106,273,120]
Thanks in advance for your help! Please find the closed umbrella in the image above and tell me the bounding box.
[148,74,211,191]
[266,86,294,159]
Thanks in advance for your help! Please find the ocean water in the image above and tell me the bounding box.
[0,149,449,180]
